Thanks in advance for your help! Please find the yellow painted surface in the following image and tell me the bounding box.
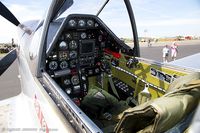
[111,53,192,99]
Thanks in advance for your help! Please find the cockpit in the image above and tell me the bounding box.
[38,0,199,132]
[40,0,142,130]
[44,13,137,131]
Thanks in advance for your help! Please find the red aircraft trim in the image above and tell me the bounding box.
[104,48,121,59]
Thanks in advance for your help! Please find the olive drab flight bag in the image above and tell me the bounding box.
[115,72,200,133]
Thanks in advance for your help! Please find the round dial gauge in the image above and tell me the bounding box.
[65,88,72,94]
[78,19,86,27]
[80,32,87,39]
[69,51,77,59]
[69,40,77,49]
[70,60,76,68]
[49,61,58,70]
[64,79,71,85]
[68,19,77,27]
[59,41,67,49]
[87,20,94,27]
[65,33,71,39]
[59,51,68,60]
[71,75,80,85]
[60,61,68,69]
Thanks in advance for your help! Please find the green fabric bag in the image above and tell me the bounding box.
[81,86,129,130]
[115,73,200,133]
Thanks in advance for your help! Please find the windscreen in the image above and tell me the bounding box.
[57,0,107,18]
[98,0,134,48]
[56,0,135,48]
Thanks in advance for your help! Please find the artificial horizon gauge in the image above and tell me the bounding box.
[78,19,86,27]
[71,75,80,85]
[68,19,77,27]
[60,61,68,69]
[87,20,94,27]
[49,61,58,70]
[59,41,68,49]
[69,40,78,49]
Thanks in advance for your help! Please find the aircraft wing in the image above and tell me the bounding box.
[168,53,200,71]
[0,93,39,132]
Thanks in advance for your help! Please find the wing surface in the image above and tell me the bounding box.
[0,94,39,132]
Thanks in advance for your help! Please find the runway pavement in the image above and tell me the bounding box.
[0,60,21,100]
[0,40,200,100]
[140,43,200,62]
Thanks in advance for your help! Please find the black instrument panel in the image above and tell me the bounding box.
[46,14,130,99]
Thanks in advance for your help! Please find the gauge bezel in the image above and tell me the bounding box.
[60,61,68,69]
[49,61,58,70]
[78,19,86,27]
[59,41,68,50]
[69,40,78,50]
[68,19,77,27]
[87,20,94,27]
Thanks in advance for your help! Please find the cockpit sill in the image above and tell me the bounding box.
[40,72,103,133]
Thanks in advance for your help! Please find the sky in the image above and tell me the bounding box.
[0,0,200,43]
[132,0,200,38]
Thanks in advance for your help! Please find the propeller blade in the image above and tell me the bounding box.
[0,49,17,76]
[0,2,20,26]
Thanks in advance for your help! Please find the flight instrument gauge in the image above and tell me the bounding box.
[71,75,80,85]
[78,19,86,27]
[64,79,71,85]
[59,51,68,60]
[87,20,94,27]
[68,19,77,27]
[69,51,77,59]
[70,60,76,68]
[49,61,58,70]
[80,32,87,39]
[60,61,68,69]
[59,41,68,50]
[69,40,78,49]
[65,88,72,94]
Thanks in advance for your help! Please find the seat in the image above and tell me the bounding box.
[81,85,129,130]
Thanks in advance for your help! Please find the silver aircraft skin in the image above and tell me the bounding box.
[0,0,199,133]
[1,0,77,132]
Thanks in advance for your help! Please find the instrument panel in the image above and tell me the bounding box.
[46,14,130,99]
